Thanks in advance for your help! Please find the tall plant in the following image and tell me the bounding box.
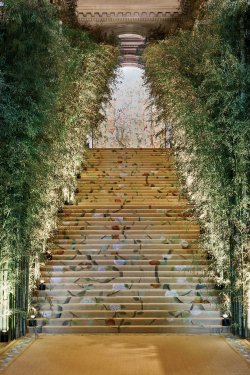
[144,0,250,336]
[0,0,118,338]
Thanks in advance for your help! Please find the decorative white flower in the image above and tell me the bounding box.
[162,254,173,260]
[190,308,202,316]
[93,213,104,217]
[53,266,64,271]
[115,217,124,222]
[112,244,121,250]
[81,297,95,304]
[112,284,127,291]
[109,304,121,311]
[114,259,127,265]
[165,290,178,297]
[175,265,186,271]
[180,240,189,249]
[98,266,106,272]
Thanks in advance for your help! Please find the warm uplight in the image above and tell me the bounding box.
[222,314,230,327]
[0,266,10,333]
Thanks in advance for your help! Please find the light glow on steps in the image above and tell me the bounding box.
[33,148,228,334]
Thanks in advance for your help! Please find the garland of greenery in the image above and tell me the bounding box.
[144,0,250,336]
[0,0,118,338]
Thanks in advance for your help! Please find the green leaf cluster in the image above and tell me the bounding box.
[0,0,118,336]
[144,0,250,332]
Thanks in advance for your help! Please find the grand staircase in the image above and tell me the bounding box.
[34,148,224,334]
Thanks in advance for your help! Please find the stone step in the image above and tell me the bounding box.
[61,206,190,212]
[37,289,218,297]
[53,239,199,245]
[41,276,211,283]
[86,164,174,168]
[76,193,182,198]
[36,302,219,312]
[80,173,178,178]
[41,282,216,291]
[41,263,205,272]
[76,184,180,188]
[41,270,205,278]
[38,325,228,334]
[59,213,193,219]
[36,317,223,327]
[79,177,178,182]
[61,241,186,248]
[59,218,195,223]
[60,210,191,215]
[34,296,217,305]
[57,224,199,230]
[81,167,177,172]
[76,192,181,197]
[51,254,203,261]
[52,242,198,249]
[60,207,191,212]
[56,229,200,235]
[39,309,221,319]
[74,202,188,207]
[45,259,205,266]
[52,249,200,255]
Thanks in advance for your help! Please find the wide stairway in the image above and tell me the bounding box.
[35,148,224,333]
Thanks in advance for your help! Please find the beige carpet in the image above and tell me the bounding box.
[2,335,250,375]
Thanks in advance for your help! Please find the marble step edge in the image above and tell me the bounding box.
[59,218,196,222]
[53,239,199,244]
[60,206,190,210]
[37,290,219,297]
[51,254,201,259]
[36,302,220,311]
[52,250,201,255]
[61,208,191,212]
[49,258,206,263]
[36,280,216,293]
[41,262,206,268]
[40,271,206,277]
[37,326,229,334]
[38,309,221,318]
[34,317,224,327]
[34,296,218,304]
[56,226,199,231]
[53,235,199,240]
[52,244,199,249]
[59,210,192,214]
[42,277,211,283]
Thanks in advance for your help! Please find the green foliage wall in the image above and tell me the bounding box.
[0,0,118,338]
[144,0,250,336]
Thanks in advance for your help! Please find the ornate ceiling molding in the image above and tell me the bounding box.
[76,0,188,29]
